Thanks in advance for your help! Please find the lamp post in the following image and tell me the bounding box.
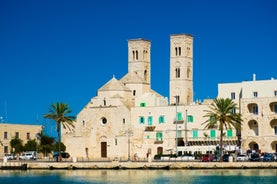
[174,96,179,157]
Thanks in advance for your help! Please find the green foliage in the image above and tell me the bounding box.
[203,98,242,162]
[9,138,24,154]
[23,139,37,151]
[53,142,66,152]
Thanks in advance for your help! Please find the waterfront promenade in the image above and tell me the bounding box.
[1,160,277,170]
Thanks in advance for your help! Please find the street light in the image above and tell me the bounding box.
[174,96,179,157]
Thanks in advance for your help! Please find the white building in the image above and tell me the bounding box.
[63,34,275,161]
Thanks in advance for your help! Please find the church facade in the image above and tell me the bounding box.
[63,34,277,160]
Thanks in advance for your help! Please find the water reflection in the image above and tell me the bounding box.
[0,169,277,184]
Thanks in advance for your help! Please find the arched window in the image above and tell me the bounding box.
[133,90,136,96]
[136,50,138,60]
[132,51,135,60]
[178,47,181,56]
[144,70,147,81]
[175,47,178,56]
[175,68,180,78]
[187,68,191,78]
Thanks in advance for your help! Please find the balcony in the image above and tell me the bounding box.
[173,120,184,124]
[154,140,163,144]
[145,126,156,131]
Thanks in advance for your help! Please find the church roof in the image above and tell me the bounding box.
[98,76,130,91]
[120,72,146,84]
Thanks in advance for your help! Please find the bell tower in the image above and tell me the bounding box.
[169,34,193,105]
[128,39,151,85]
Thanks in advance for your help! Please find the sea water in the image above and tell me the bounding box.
[0,169,277,184]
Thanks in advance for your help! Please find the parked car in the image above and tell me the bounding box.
[202,154,213,162]
[262,153,274,162]
[19,151,37,160]
[222,154,230,162]
[236,154,248,162]
[249,152,260,162]
[53,151,70,161]
[4,153,17,160]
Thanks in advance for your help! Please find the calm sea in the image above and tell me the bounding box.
[0,169,277,184]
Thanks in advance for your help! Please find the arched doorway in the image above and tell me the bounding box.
[248,141,259,151]
[157,147,163,155]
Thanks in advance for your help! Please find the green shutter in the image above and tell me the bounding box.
[210,130,216,139]
[227,129,232,137]
[139,116,144,124]
[187,115,193,123]
[148,116,153,125]
[177,112,182,120]
[192,130,198,139]
[159,115,165,123]
[156,132,163,141]
[140,102,146,107]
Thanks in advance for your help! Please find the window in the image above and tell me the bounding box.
[4,146,8,154]
[123,118,125,124]
[115,138,117,146]
[231,92,235,100]
[187,115,194,123]
[175,47,181,56]
[148,116,153,126]
[274,126,277,135]
[175,95,180,104]
[159,115,165,124]
[156,132,163,141]
[253,105,258,115]
[210,130,216,139]
[140,102,146,107]
[227,129,233,137]
[82,120,86,126]
[133,90,136,96]
[192,130,198,139]
[15,132,19,139]
[102,117,107,125]
[274,91,277,97]
[253,92,258,98]
[139,116,145,124]
[26,133,30,140]
[274,104,277,114]
[177,130,182,138]
[177,112,182,121]
[4,132,7,139]
[231,108,236,114]
[175,68,180,78]
[146,135,150,139]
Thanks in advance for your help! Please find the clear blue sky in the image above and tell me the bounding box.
[0,0,276,136]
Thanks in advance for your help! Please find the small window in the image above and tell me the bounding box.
[274,126,277,135]
[4,146,8,154]
[123,118,125,124]
[15,132,19,139]
[139,116,145,124]
[210,130,216,139]
[115,138,117,146]
[133,90,136,96]
[26,133,30,140]
[146,135,150,139]
[4,132,8,139]
[253,92,258,98]
[192,130,198,139]
[82,120,86,126]
[159,115,165,124]
[231,92,235,100]
[177,112,182,121]
[156,132,163,141]
[274,91,277,97]
[140,102,146,107]
[274,104,277,114]
[187,115,193,123]
[231,108,236,114]
[102,117,107,125]
[177,130,182,138]
[148,116,153,126]
[253,105,258,115]
[227,129,233,137]
[175,68,180,78]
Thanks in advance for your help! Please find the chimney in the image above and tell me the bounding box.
[253,73,256,81]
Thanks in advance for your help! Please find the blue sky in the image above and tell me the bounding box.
[0,0,276,136]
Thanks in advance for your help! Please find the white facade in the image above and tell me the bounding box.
[63,34,276,161]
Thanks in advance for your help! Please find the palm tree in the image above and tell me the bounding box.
[43,102,75,161]
[203,98,242,162]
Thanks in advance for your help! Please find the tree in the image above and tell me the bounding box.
[39,132,55,157]
[43,102,75,161]
[203,98,242,162]
[10,138,24,154]
[24,139,37,152]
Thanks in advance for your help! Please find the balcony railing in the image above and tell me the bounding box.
[145,126,156,131]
